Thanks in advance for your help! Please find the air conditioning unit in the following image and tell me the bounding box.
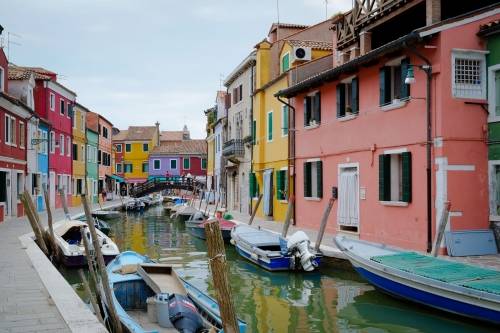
[292,47,312,62]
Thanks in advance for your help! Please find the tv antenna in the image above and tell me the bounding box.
[7,31,22,61]
[325,0,329,20]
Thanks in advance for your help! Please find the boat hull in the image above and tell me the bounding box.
[352,262,500,324]
[188,226,232,241]
[60,253,117,267]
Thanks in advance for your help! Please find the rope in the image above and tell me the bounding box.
[209,253,226,262]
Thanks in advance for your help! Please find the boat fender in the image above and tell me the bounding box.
[167,294,205,333]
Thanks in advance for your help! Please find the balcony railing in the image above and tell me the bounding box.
[289,55,333,86]
[222,139,244,159]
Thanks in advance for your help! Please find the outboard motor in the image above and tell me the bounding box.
[168,293,205,333]
[287,231,317,271]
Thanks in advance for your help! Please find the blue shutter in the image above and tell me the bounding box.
[351,78,359,114]
[379,154,391,201]
[304,97,310,126]
[304,162,311,197]
[313,92,321,123]
[379,67,391,105]
[401,58,410,99]
[316,161,323,198]
[402,152,412,202]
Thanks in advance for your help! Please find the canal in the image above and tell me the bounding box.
[59,205,497,332]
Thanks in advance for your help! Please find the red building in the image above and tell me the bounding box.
[13,66,77,208]
[0,48,31,220]
[112,128,127,195]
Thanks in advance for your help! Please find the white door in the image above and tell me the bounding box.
[337,166,359,230]
[49,172,56,208]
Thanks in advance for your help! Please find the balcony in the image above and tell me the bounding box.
[289,55,333,86]
[222,139,244,162]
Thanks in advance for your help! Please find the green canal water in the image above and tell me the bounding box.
[60,206,498,333]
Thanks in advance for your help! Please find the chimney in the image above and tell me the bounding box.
[183,125,190,140]
[155,121,160,146]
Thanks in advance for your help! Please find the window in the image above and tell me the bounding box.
[116,144,122,152]
[60,99,65,115]
[72,144,78,161]
[304,160,323,198]
[379,58,410,106]
[67,137,71,157]
[249,172,259,198]
[281,53,290,73]
[488,66,500,122]
[337,77,359,118]
[452,50,486,100]
[142,162,148,172]
[267,111,273,141]
[19,122,25,148]
[59,134,65,156]
[76,179,83,195]
[116,163,122,173]
[125,143,131,152]
[281,105,289,136]
[4,115,16,145]
[379,151,412,203]
[232,84,243,104]
[98,150,102,164]
[50,131,55,153]
[153,159,161,170]
[0,66,4,92]
[124,163,133,173]
[50,93,55,111]
[103,127,108,139]
[201,158,207,170]
[170,159,177,170]
[143,143,149,152]
[276,169,287,200]
[87,145,91,161]
[183,158,190,170]
[304,92,321,127]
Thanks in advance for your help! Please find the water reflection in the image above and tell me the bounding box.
[60,206,498,333]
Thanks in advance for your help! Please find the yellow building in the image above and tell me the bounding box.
[72,103,88,206]
[251,22,333,222]
[204,107,216,192]
[121,125,160,185]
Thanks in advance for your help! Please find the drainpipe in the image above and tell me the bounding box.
[276,95,296,225]
[249,62,255,215]
[404,42,433,253]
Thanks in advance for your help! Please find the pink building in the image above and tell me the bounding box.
[277,3,499,253]
[14,66,77,208]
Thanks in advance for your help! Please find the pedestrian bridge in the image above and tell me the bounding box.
[130,177,203,197]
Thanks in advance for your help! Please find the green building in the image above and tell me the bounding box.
[479,20,500,247]
[86,128,99,204]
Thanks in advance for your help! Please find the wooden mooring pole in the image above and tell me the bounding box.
[432,201,451,257]
[21,192,49,256]
[58,188,71,220]
[281,196,294,238]
[248,194,263,226]
[81,194,122,333]
[204,220,239,333]
[42,185,58,257]
[314,197,335,253]
[78,269,105,325]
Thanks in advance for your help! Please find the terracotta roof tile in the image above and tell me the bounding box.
[160,131,184,141]
[151,140,206,155]
[287,39,333,51]
[112,130,128,141]
[125,126,157,141]
[8,65,51,80]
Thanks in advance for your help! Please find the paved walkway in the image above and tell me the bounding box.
[0,199,122,333]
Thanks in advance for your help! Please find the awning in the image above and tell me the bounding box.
[106,174,125,183]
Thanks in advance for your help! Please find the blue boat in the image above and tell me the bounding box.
[105,251,247,333]
[230,225,321,272]
[335,236,500,325]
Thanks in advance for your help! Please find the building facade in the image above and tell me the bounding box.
[277,2,499,252]
[72,103,87,206]
[223,52,256,215]
[205,107,216,195]
[213,91,227,203]
[148,140,207,179]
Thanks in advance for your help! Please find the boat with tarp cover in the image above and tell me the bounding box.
[335,236,500,324]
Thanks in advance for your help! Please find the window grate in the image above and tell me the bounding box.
[453,57,484,99]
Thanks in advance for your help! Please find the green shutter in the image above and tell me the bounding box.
[183,158,189,169]
[276,170,282,199]
[252,120,256,144]
[316,161,323,198]
[250,173,256,198]
[351,77,359,114]
[268,112,273,141]
[283,106,288,135]
[379,154,391,201]
[402,152,412,203]
[336,84,345,118]
[379,67,391,105]
[282,53,290,72]
[304,97,311,126]
[401,58,410,99]
[304,162,311,197]
[313,92,321,123]
[202,158,207,169]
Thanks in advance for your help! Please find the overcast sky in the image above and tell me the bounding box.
[0,0,351,138]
